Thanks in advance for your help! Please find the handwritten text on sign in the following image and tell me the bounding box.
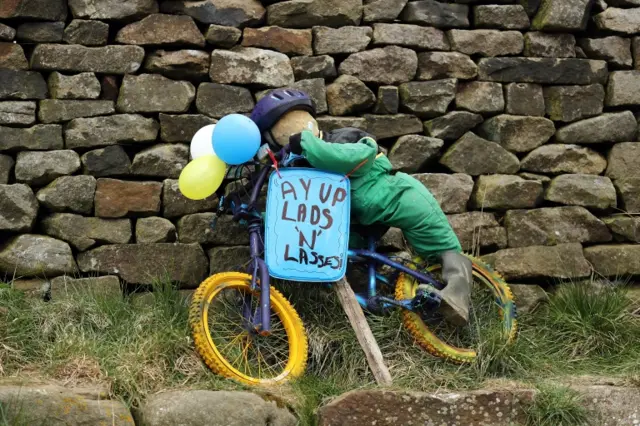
[265,168,350,282]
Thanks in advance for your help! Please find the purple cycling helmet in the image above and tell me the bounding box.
[250,88,316,134]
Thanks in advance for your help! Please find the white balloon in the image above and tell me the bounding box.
[190,124,216,160]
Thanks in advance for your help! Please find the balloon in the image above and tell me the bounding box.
[213,114,261,165]
[178,154,227,200]
[190,124,216,160]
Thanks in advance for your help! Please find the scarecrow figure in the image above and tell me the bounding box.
[250,89,473,326]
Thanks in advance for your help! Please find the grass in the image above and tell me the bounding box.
[525,384,590,426]
[0,276,639,425]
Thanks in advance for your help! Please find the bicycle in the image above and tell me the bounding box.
[189,146,518,386]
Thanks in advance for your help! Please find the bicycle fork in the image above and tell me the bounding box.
[246,224,272,336]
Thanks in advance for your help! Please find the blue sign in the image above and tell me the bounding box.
[265,168,351,282]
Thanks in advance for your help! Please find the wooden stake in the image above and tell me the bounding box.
[334,277,393,386]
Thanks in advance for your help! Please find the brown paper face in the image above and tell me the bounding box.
[270,110,319,146]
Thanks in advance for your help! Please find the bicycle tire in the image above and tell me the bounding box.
[394,254,517,363]
[189,272,308,385]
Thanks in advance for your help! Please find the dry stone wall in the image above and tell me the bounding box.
[1,0,640,290]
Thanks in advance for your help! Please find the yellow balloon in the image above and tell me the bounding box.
[179,154,227,200]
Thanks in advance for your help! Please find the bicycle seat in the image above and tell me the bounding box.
[351,223,390,241]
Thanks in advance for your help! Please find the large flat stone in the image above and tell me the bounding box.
[0,42,28,69]
[68,0,158,20]
[36,175,96,214]
[115,14,205,47]
[143,50,210,80]
[363,114,422,140]
[579,36,632,68]
[494,243,592,280]
[15,150,80,187]
[81,146,132,177]
[400,0,469,28]
[0,234,77,277]
[417,52,477,80]
[471,175,543,210]
[0,101,36,126]
[339,46,418,85]
[506,206,612,248]
[290,55,336,80]
[0,184,38,232]
[399,79,456,118]
[162,178,218,218]
[160,0,265,27]
[474,5,530,30]
[313,26,371,55]
[531,0,591,31]
[478,115,554,153]
[455,81,504,114]
[423,111,483,140]
[605,71,640,106]
[16,22,64,43]
[504,83,545,116]
[47,72,101,100]
[524,32,576,58]
[606,142,640,180]
[477,58,608,84]
[0,125,62,152]
[412,173,474,213]
[178,214,249,245]
[327,76,375,116]
[38,100,114,123]
[543,84,605,122]
[209,47,294,88]
[603,216,640,243]
[77,243,209,287]
[196,83,254,118]
[447,212,507,251]
[243,27,312,56]
[131,144,189,179]
[267,0,362,28]
[204,24,241,48]
[137,390,296,426]
[30,44,145,75]
[373,86,399,114]
[521,144,607,175]
[94,178,162,218]
[0,70,47,100]
[208,246,251,275]
[117,74,195,113]
[372,23,448,50]
[159,114,216,143]
[0,24,15,41]
[447,30,524,57]
[363,0,407,23]
[136,217,176,243]
[388,135,443,173]
[63,19,110,46]
[584,245,640,277]
[42,213,132,251]
[0,381,134,425]
[546,174,617,210]
[440,132,520,176]
[555,111,637,144]
[615,177,640,213]
[595,7,640,34]
[0,0,67,20]
[65,115,159,149]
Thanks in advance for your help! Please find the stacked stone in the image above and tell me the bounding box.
[0,0,639,293]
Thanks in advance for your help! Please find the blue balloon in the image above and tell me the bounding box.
[212,114,261,165]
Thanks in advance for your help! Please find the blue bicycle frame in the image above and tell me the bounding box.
[219,148,444,334]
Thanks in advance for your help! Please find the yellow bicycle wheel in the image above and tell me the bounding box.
[394,254,517,363]
[189,272,308,386]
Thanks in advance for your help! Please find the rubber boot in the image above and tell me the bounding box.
[437,251,473,326]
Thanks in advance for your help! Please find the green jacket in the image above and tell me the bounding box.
[297,130,462,257]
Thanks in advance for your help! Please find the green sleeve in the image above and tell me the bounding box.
[299,130,378,177]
